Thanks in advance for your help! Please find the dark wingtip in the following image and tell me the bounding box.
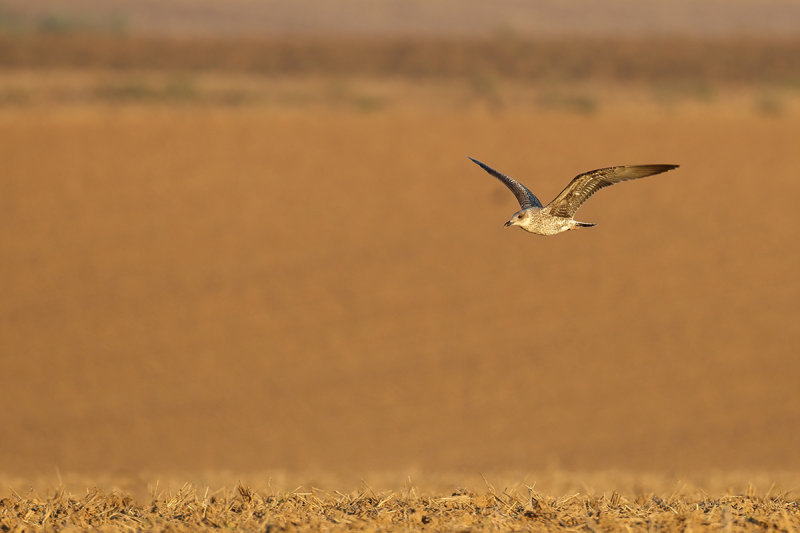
[644,164,679,169]
[467,156,492,172]
[636,164,679,176]
[660,164,680,175]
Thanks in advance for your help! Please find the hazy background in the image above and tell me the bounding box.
[2,0,800,36]
[1,1,799,480]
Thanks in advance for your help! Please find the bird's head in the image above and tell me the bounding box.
[504,210,530,228]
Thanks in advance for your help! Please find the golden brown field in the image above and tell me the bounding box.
[1,27,800,531]
[3,102,799,471]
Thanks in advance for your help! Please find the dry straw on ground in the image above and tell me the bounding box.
[2,478,799,532]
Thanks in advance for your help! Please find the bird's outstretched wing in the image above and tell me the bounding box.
[544,164,678,218]
[468,157,543,209]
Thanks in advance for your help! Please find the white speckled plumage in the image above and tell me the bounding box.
[468,157,678,236]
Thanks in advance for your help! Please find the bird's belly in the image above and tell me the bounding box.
[522,216,574,235]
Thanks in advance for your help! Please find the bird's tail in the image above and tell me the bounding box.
[576,222,596,227]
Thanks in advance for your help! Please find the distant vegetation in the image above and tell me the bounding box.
[0,7,127,35]
[0,34,798,85]
[0,31,797,111]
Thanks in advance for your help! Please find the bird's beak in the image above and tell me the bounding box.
[503,221,512,227]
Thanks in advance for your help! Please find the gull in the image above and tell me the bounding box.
[468,157,678,235]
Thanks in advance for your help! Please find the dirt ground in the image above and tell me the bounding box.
[2,96,799,478]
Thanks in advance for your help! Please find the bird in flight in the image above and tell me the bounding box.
[468,157,678,235]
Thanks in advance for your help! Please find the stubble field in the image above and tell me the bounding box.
[1,32,800,531]
[3,475,800,531]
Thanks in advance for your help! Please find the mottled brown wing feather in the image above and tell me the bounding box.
[544,164,678,218]
[468,157,543,209]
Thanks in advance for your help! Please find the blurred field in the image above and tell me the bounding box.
[3,102,799,474]
[1,25,800,532]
